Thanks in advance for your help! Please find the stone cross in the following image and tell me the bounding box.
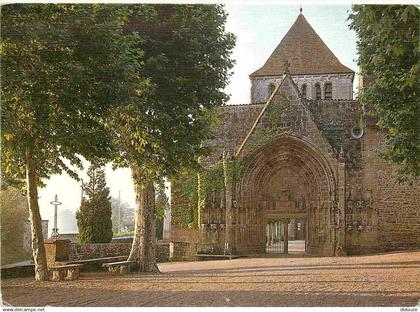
[50,194,62,239]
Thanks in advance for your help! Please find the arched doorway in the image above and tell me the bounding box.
[235,135,337,256]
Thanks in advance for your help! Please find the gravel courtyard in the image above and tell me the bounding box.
[2,250,419,307]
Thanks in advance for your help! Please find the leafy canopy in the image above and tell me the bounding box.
[349,5,420,180]
[1,4,145,187]
[110,4,236,182]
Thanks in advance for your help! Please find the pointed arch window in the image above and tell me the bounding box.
[301,84,307,99]
[324,82,332,100]
[315,83,321,100]
[268,83,276,97]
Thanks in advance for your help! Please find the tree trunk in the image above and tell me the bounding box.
[26,146,49,281]
[127,165,160,273]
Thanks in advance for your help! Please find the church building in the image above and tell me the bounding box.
[170,12,420,257]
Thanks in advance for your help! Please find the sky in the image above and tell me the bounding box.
[37,4,358,234]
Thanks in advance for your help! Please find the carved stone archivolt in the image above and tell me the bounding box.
[230,135,338,256]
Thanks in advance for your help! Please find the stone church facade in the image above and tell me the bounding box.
[170,13,420,257]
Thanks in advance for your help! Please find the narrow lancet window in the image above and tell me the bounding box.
[324,82,332,99]
[315,83,321,100]
[268,83,276,97]
[301,84,307,99]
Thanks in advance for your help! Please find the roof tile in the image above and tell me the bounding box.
[250,14,354,77]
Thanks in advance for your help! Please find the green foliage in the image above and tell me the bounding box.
[196,172,205,228]
[155,182,168,220]
[247,99,290,153]
[0,188,30,264]
[1,4,143,276]
[222,152,235,188]
[349,5,420,180]
[248,127,291,153]
[173,156,243,229]
[173,132,282,230]
[265,97,286,122]
[171,171,198,229]
[202,164,225,199]
[110,4,236,184]
[1,4,144,188]
[113,230,134,238]
[76,165,113,243]
[155,182,168,239]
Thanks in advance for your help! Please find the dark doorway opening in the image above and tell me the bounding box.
[288,219,306,255]
[265,219,306,255]
[265,220,284,254]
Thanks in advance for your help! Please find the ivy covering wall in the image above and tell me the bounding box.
[171,87,288,230]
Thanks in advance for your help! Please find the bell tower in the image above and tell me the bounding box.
[250,13,354,103]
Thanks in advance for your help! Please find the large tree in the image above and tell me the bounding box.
[349,5,420,180]
[109,4,235,272]
[76,165,113,243]
[1,4,144,280]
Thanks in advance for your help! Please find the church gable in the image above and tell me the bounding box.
[237,74,340,164]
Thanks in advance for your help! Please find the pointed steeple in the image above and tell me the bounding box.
[250,14,354,77]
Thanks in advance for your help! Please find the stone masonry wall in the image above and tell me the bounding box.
[207,103,264,161]
[69,241,170,263]
[344,125,420,254]
[344,166,381,255]
[170,225,199,260]
[360,126,420,252]
[170,242,191,261]
[157,243,170,262]
[69,243,131,261]
[251,73,353,103]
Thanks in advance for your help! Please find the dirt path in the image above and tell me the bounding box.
[2,251,420,307]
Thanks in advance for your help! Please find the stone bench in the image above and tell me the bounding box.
[66,256,127,271]
[49,264,83,281]
[102,261,136,275]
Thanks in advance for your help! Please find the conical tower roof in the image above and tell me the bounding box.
[250,14,354,77]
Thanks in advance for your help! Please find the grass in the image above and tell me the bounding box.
[113,230,134,238]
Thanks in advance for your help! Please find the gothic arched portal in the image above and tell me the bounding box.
[235,135,338,256]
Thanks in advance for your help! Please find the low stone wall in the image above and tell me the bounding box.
[69,241,171,263]
[111,237,134,244]
[157,242,170,262]
[69,243,132,261]
[170,242,191,261]
[170,226,198,260]
[1,263,34,279]
[3,240,188,279]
